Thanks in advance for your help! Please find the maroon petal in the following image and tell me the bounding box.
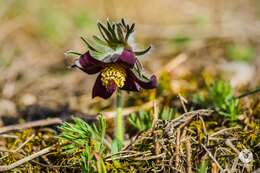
[92,74,115,99]
[121,72,141,92]
[116,49,137,68]
[134,74,157,89]
[106,81,117,94]
[74,51,104,74]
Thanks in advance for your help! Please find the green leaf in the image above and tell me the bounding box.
[81,37,100,52]
[121,18,126,28]
[93,35,109,47]
[65,51,82,56]
[107,21,117,41]
[116,23,125,43]
[128,111,152,132]
[197,159,209,173]
[160,107,176,120]
[194,80,240,121]
[125,23,135,42]
[97,158,107,173]
[81,144,92,173]
[59,116,108,172]
[134,46,151,56]
[90,46,124,60]
[98,23,113,42]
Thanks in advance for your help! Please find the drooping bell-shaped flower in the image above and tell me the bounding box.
[69,19,157,99]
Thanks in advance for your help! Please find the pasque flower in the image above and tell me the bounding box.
[70,19,157,99]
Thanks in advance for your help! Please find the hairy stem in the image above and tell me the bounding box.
[115,89,124,143]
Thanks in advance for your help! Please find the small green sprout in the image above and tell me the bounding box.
[208,80,239,121]
[193,80,240,121]
[128,110,152,132]
[128,107,176,132]
[227,44,255,62]
[160,106,176,120]
[59,115,107,173]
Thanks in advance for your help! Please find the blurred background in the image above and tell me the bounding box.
[0,0,259,123]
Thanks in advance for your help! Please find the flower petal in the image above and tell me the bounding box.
[74,51,104,74]
[128,66,157,89]
[134,74,157,89]
[121,72,141,91]
[140,75,157,89]
[116,49,137,68]
[92,74,115,99]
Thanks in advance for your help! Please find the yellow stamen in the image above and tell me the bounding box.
[101,64,126,88]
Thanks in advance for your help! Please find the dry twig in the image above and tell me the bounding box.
[175,128,181,168]
[178,94,188,113]
[0,146,54,172]
[185,138,192,173]
[0,118,62,134]
[200,142,224,172]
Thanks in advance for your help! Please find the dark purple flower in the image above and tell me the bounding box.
[73,49,157,99]
[68,19,157,99]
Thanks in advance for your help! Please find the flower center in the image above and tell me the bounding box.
[101,64,127,88]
